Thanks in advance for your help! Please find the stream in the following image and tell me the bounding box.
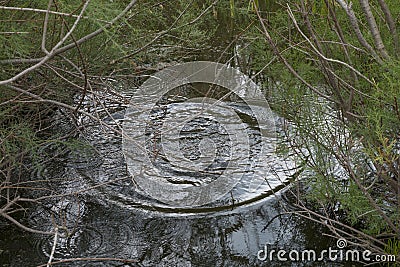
[0,14,360,266]
[0,76,353,266]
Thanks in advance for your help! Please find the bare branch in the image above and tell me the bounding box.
[324,0,358,108]
[0,5,109,23]
[41,0,53,54]
[376,0,399,55]
[0,31,29,34]
[335,0,383,63]
[47,227,59,267]
[0,211,54,235]
[359,0,390,59]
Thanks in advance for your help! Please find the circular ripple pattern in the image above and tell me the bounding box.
[122,61,275,208]
[39,221,133,260]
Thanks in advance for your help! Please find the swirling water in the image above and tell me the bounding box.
[0,83,347,267]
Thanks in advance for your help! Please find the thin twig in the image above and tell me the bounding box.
[254,3,339,104]
[0,212,54,235]
[47,227,59,267]
[0,5,109,22]
[287,5,375,86]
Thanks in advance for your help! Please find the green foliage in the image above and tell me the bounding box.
[339,182,385,235]
[0,0,229,184]
[385,239,400,264]
[0,122,38,157]
[0,2,399,261]
[242,0,400,242]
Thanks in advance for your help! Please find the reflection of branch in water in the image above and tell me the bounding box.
[166,178,200,186]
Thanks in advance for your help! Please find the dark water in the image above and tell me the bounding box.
[0,196,340,267]
[0,82,359,267]
[0,195,343,267]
